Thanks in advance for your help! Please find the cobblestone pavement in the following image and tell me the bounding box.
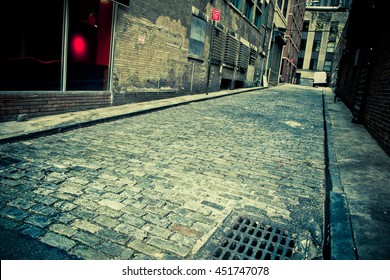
[0,85,326,260]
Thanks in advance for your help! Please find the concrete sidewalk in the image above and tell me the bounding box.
[324,90,390,260]
[0,87,262,143]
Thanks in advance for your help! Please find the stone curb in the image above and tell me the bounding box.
[322,92,357,260]
[0,87,264,144]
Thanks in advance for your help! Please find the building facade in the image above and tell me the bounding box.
[0,0,275,121]
[267,0,289,86]
[295,0,350,86]
[279,0,306,84]
[332,0,390,156]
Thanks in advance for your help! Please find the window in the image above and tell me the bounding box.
[231,0,242,10]
[309,59,318,70]
[326,41,335,53]
[283,0,289,18]
[0,1,64,90]
[67,0,114,90]
[189,15,207,58]
[254,8,262,28]
[323,61,332,72]
[244,0,254,20]
[297,57,304,69]
[303,20,310,32]
[312,40,321,52]
[262,2,269,26]
[0,0,114,91]
[300,39,307,51]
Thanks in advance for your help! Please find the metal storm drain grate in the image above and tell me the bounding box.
[194,212,311,260]
[0,156,23,167]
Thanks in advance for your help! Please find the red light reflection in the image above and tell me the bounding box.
[71,35,86,59]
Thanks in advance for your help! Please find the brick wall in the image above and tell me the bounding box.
[0,93,111,122]
[361,26,390,156]
[335,0,390,156]
[112,0,269,101]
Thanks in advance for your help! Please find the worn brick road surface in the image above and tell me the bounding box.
[0,86,325,259]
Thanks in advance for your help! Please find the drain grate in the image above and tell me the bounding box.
[194,212,310,260]
[211,217,297,260]
[0,156,23,167]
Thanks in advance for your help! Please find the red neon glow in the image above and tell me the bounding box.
[72,35,86,58]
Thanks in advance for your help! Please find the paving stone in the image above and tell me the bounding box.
[128,239,164,259]
[119,214,146,228]
[115,224,148,240]
[71,245,111,260]
[0,206,31,223]
[147,237,191,257]
[49,223,77,237]
[7,198,35,210]
[17,224,46,238]
[96,228,130,245]
[93,215,120,229]
[71,219,103,234]
[25,214,52,228]
[72,231,102,246]
[171,224,203,238]
[98,199,125,210]
[141,224,172,239]
[40,232,76,251]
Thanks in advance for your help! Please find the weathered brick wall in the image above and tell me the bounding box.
[361,25,390,156]
[112,0,269,104]
[0,93,111,122]
[336,0,390,156]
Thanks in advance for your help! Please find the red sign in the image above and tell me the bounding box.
[211,8,221,22]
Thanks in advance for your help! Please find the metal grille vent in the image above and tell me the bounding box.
[224,34,240,67]
[211,26,226,65]
[211,217,297,260]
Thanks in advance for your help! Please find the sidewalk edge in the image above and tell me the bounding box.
[323,92,357,260]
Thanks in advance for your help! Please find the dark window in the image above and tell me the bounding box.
[0,0,64,90]
[244,0,254,20]
[189,15,207,58]
[297,57,304,69]
[283,0,289,18]
[309,59,318,70]
[67,0,114,90]
[231,0,242,10]
[303,20,310,32]
[300,39,307,51]
[254,8,262,28]
[262,2,269,26]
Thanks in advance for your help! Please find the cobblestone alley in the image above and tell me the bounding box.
[0,86,326,260]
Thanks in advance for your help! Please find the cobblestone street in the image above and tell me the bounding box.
[0,86,326,260]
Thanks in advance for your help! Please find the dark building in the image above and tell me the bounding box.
[279,0,306,84]
[333,0,390,156]
[0,0,275,121]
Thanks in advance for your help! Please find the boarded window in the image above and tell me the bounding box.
[189,15,207,58]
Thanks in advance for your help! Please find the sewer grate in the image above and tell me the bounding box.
[194,212,310,260]
[0,156,23,167]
